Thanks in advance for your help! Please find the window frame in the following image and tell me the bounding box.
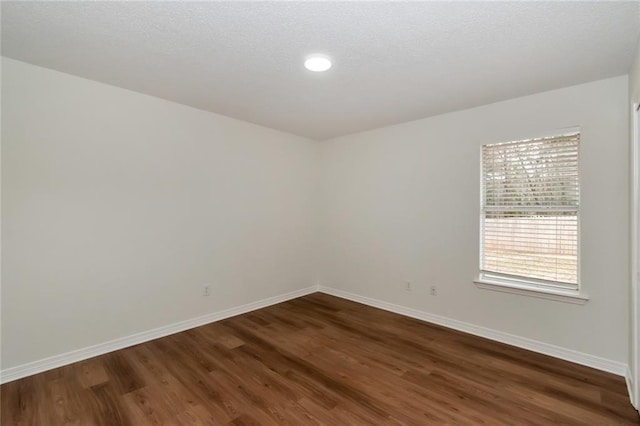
[474,128,588,304]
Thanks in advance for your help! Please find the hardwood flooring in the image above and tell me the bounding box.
[2,293,638,425]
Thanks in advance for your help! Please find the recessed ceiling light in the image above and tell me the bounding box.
[304,54,332,72]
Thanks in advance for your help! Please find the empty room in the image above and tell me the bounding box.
[3,1,640,424]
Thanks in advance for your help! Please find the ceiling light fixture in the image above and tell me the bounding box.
[304,54,332,72]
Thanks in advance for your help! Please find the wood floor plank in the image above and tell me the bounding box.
[90,383,133,426]
[2,293,638,425]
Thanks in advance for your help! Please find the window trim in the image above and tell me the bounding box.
[476,127,588,303]
[474,274,589,304]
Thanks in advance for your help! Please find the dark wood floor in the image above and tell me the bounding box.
[2,293,638,425]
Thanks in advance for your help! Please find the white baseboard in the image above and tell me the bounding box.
[0,286,317,384]
[4,284,630,389]
[626,366,637,409]
[318,286,628,377]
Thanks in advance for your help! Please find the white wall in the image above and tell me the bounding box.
[628,38,640,406]
[1,58,319,369]
[320,76,630,364]
[1,57,632,376]
[630,40,640,103]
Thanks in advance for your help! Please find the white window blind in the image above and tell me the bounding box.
[481,132,579,288]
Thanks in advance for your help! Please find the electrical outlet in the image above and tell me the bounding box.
[405,281,412,291]
[430,285,437,296]
[203,285,210,296]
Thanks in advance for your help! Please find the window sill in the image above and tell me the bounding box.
[474,276,589,305]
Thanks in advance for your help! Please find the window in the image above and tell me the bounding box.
[477,131,585,302]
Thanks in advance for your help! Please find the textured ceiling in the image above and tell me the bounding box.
[2,1,640,140]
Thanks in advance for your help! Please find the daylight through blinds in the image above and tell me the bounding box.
[481,132,579,286]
